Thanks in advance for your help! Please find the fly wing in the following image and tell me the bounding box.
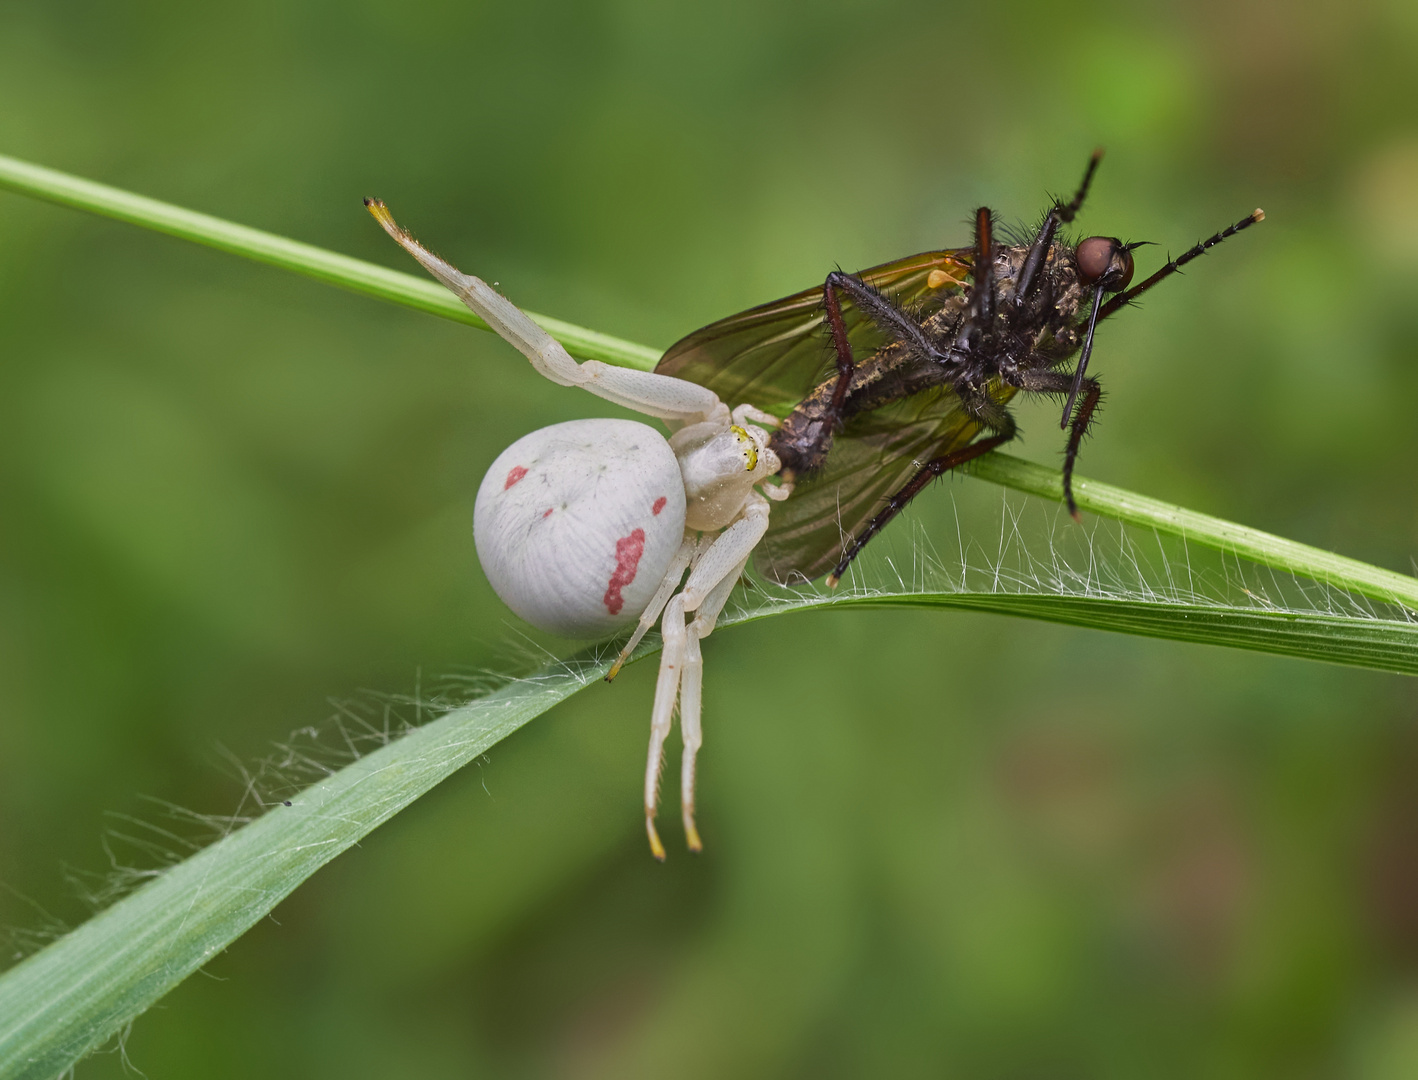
[656,249,971,415]
[756,385,1013,583]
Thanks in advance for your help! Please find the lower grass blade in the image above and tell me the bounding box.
[2,587,1416,1078]
[0,661,601,1078]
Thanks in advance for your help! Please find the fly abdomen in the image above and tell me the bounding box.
[770,402,836,477]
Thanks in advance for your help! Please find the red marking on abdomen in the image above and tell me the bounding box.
[652,496,667,515]
[542,507,553,518]
[603,528,646,616]
[504,465,527,489]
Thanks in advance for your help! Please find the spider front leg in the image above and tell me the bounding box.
[366,199,727,425]
[643,491,772,859]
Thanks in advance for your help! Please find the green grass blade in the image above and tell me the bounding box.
[2,589,1416,1078]
[0,661,600,1078]
[826,593,1418,675]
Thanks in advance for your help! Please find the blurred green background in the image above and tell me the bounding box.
[3,0,1418,1076]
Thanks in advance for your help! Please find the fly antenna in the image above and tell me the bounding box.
[1097,208,1265,322]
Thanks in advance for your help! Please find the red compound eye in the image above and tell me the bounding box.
[1076,236,1135,292]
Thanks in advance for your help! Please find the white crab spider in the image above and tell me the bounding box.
[367,200,791,860]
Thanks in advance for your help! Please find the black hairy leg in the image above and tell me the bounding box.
[823,270,947,363]
[1014,149,1103,306]
[772,269,954,478]
[826,412,1018,588]
[1014,366,1104,519]
[821,272,857,417]
[955,206,997,353]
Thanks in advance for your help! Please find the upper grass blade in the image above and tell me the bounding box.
[2,151,1415,614]
[0,153,660,370]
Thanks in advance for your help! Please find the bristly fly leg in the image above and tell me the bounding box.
[822,271,944,364]
[784,269,950,477]
[821,273,857,420]
[1013,149,1104,307]
[826,416,1017,588]
[1014,367,1104,519]
[955,206,997,353]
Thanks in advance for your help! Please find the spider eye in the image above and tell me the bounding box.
[1076,236,1135,292]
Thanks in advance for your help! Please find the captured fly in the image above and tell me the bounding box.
[656,151,1264,584]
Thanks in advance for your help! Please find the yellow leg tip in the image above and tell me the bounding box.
[685,822,703,854]
[647,818,667,862]
[825,573,840,589]
[605,658,625,683]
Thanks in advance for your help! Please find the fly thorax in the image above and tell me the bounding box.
[677,425,761,531]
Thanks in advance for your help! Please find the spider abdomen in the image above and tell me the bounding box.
[474,418,687,637]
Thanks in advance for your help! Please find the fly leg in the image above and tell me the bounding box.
[823,271,948,371]
[827,407,1017,587]
[776,271,947,478]
[1013,367,1104,519]
[1013,149,1103,306]
[821,273,858,425]
[957,206,997,352]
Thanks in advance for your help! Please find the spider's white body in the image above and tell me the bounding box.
[475,418,687,638]
[368,200,790,859]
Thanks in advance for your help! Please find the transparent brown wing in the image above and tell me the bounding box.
[756,382,1018,583]
[656,249,971,416]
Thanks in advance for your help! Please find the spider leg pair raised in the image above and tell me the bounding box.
[366,200,789,859]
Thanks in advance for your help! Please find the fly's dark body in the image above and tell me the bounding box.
[657,153,1263,585]
[770,239,1086,479]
